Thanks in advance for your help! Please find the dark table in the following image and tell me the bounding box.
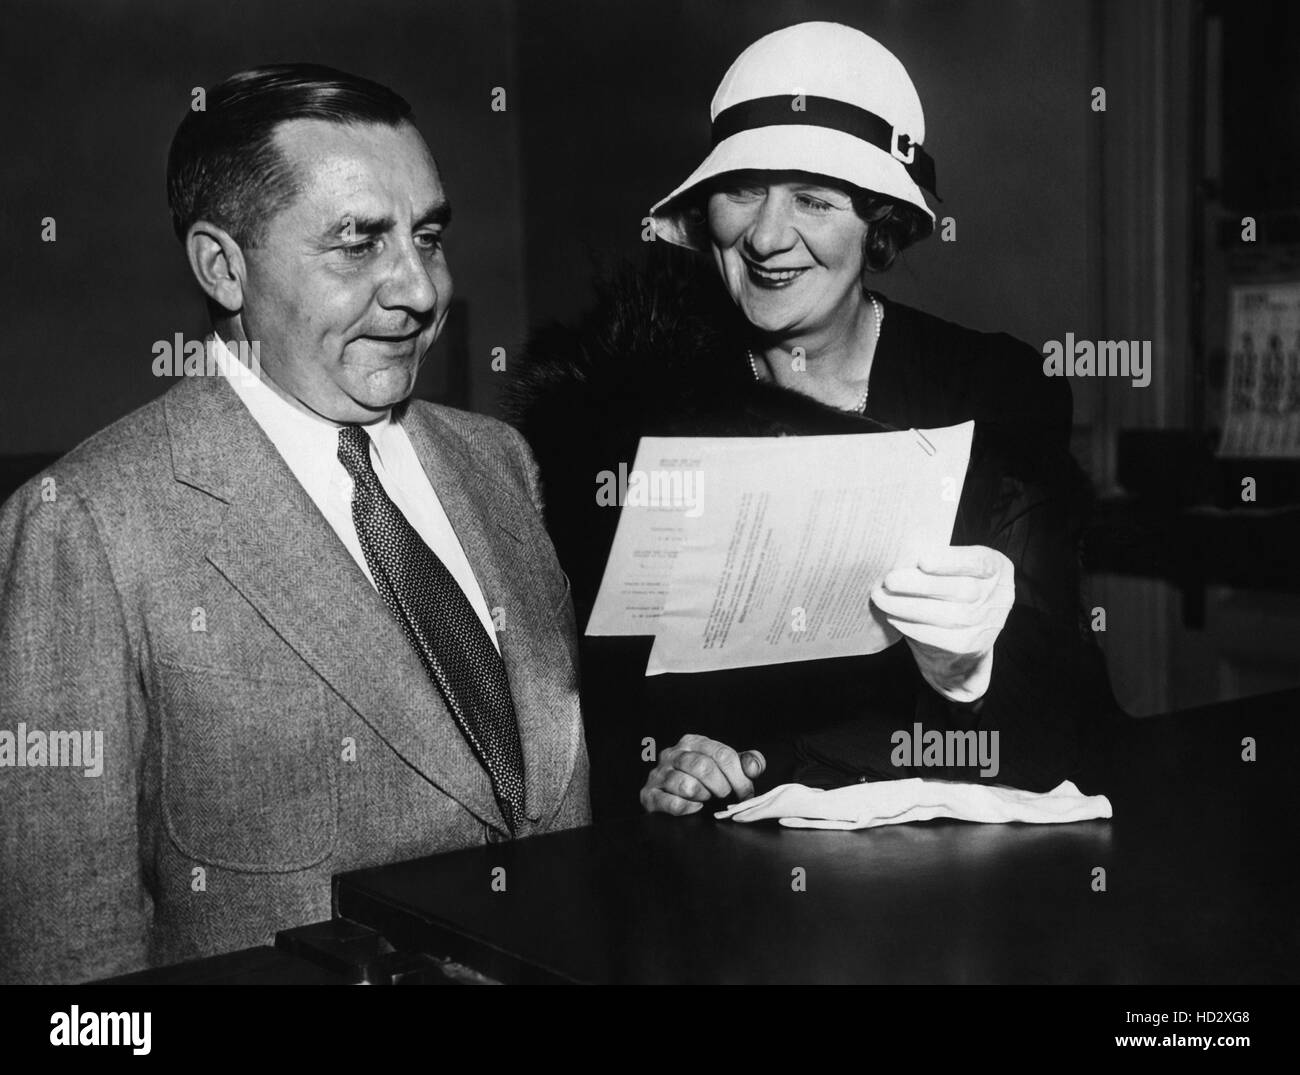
[99,945,350,985]
[334,688,1300,984]
[1085,495,1300,626]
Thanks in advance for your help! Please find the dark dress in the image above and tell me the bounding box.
[508,252,1118,819]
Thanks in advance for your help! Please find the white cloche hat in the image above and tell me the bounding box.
[649,22,939,249]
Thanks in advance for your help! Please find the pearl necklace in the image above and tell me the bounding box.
[747,293,883,414]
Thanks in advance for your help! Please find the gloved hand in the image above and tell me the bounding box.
[871,545,1015,705]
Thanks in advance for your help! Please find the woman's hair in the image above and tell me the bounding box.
[677,178,931,280]
[849,189,930,275]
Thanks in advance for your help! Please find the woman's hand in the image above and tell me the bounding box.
[872,545,1015,705]
[640,735,767,815]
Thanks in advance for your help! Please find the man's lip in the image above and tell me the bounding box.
[361,330,424,342]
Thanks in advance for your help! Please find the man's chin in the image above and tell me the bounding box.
[296,377,414,424]
[345,385,414,419]
[352,364,419,405]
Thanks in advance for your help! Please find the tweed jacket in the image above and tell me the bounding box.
[0,372,589,983]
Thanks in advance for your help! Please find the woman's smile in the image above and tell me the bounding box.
[743,259,812,289]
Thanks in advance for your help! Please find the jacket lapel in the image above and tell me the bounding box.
[402,406,577,829]
[164,374,508,833]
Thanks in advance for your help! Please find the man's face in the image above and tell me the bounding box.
[236,118,452,422]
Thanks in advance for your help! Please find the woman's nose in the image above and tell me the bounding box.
[744,191,795,258]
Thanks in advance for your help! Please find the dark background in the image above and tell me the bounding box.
[0,0,1091,448]
[2,0,1298,715]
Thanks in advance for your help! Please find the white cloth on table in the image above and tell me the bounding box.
[714,778,1112,830]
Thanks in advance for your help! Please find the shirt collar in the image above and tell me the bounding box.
[211,333,398,461]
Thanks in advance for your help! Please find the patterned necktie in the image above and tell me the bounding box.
[336,423,526,834]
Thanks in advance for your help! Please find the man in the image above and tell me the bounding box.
[0,64,588,984]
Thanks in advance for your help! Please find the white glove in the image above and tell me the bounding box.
[871,545,1015,704]
[714,779,1113,829]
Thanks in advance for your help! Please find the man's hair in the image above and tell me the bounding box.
[166,63,413,247]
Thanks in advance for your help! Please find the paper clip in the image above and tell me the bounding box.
[910,428,937,456]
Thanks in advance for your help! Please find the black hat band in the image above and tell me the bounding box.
[711,94,939,199]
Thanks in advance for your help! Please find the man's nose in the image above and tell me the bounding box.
[378,240,438,315]
[744,192,796,258]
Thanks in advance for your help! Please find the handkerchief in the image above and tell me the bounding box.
[713,778,1112,829]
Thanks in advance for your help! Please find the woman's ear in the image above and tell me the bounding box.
[184,221,246,313]
[679,189,713,251]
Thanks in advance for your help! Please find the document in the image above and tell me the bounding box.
[586,422,974,675]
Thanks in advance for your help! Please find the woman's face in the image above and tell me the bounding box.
[706,171,869,337]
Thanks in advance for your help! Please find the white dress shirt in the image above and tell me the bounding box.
[213,335,500,651]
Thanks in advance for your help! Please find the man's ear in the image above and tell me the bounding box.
[185,222,247,312]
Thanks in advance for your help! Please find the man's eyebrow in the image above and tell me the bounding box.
[320,202,451,242]
[413,201,452,229]
[323,214,393,241]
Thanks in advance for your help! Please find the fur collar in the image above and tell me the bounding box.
[506,249,895,445]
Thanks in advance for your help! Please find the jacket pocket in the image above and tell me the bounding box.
[157,662,338,872]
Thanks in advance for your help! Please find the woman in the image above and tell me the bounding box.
[509,22,1116,818]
